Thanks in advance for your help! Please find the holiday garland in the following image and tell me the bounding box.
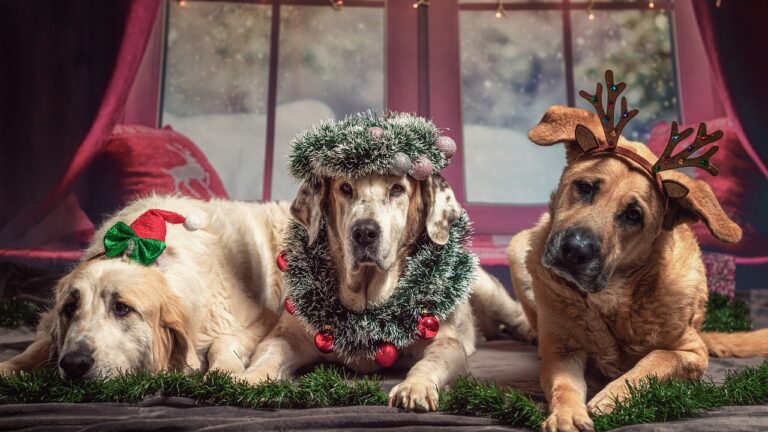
[282,211,477,360]
[288,111,456,182]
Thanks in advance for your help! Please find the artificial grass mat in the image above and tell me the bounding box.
[2,361,768,431]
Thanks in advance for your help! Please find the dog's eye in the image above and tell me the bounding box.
[339,182,353,196]
[620,206,644,226]
[113,302,133,317]
[62,302,77,318]
[575,181,593,196]
[390,184,405,197]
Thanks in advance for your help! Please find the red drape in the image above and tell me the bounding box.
[0,0,161,248]
[692,0,768,180]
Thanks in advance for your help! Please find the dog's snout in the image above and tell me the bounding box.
[59,351,94,379]
[352,219,380,247]
[558,227,600,269]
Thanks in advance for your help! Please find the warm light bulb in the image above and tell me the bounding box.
[495,11,502,18]
[588,12,595,20]
[412,2,418,8]
[178,0,186,7]
[648,1,655,8]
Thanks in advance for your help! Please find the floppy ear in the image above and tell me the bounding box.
[156,298,199,373]
[290,177,327,245]
[421,175,462,245]
[528,105,605,163]
[662,173,742,243]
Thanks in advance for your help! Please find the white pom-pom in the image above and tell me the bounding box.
[183,214,203,231]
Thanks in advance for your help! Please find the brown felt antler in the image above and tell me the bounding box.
[576,69,639,151]
[650,121,722,177]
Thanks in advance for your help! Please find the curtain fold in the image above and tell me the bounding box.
[0,0,161,247]
[692,0,768,180]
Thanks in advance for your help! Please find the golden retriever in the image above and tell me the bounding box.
[237,173,535,411]
[507,105,768,432]
[0,195,289,379]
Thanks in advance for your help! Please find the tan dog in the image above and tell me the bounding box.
[237,173,534,411]
[0,196,289,379]
[507,105,768,432]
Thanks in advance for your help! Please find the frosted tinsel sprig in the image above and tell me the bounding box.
[288,111,457,181]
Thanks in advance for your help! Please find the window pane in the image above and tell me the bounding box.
[460,11,567,205]
[271,5,384,201]
[572,9,678,142]
[162,2,271,201]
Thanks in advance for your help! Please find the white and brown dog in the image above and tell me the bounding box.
[237,173,535,411]
[0,195,290,379]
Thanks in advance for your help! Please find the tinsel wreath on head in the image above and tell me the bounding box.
[280,111,475,364]
[288,111,456,181]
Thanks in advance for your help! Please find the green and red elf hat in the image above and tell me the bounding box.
[101,209,202,266]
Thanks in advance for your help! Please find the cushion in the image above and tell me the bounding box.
[107,124,228,199]
[648,118,768,257]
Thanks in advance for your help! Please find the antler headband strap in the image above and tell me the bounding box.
[575,69,724,205]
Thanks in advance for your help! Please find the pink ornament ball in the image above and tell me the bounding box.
[435,136,457,159]
[390,152,412,177]
[410,155,433,181]
[368,126,385,140]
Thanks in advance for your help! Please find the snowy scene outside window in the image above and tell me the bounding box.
[162,1,383,201]
[460,2,678,204]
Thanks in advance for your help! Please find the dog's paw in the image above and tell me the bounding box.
[541,406,594,432]
[387,379,439,412]
[232,369,277,385]
[587,384,628,415]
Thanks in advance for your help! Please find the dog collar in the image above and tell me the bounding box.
[276,212,476,367]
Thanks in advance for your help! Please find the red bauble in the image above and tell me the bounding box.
[283,296,295,315]
[314,331,334,353]
[276,251,288,272]
[417,314,439,339]
[374,342,399,368]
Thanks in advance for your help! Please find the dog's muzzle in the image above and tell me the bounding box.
[351,218,381,265]
[542,226,605,293]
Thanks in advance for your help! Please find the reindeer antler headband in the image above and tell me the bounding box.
[574,70,723,201]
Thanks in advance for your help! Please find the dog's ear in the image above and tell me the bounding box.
[662,172,742,243]
[291,177,326,245]
[421,175,462,245]
[156,297,199,373]
[528,105,605,163]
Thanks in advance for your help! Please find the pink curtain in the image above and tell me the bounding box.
[692,0,768,180]
[0,0,161,248]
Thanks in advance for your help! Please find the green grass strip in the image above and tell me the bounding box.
[2,361,767,431]
[0,365,387,408]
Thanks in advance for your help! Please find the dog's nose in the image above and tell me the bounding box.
[352,219,380,247]
[558,227,600,270]
[59,352,94,379]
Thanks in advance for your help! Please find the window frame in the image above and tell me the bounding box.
[128,0,713,235]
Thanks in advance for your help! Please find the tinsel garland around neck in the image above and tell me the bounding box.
[283,212,477,360]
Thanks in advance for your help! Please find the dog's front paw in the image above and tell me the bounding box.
[233,369,278,385]
[542,406,593,432]
[587,383,629,415]
[388,379,439,412]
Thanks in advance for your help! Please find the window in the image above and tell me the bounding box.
[162,0,384,201]
[459,1,678,206]
[156,0,682,235]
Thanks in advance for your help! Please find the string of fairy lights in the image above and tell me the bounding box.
[175,0,725,17]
